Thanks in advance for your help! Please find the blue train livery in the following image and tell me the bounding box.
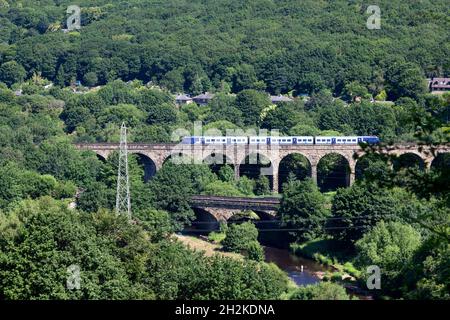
[182,136,380,145]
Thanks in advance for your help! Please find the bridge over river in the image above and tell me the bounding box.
[75,142,450,192]
[190,195,280,221]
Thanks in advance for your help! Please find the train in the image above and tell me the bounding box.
[181,136,380,145]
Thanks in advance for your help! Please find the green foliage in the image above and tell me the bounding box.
[254,175,271,196]
[355,221,422,296]
[289,282,351,300]
[237,176,255,196]
[148,162,216,229]
[0,61,26,87]
[208,231,226,244]
[235,89,270,126]
[222,222,264,261]
[328,185,410,243]
[0,198,153,299]
[0,198,289,300]
[202,180,244,197]
[217,165,235,183]
[279,179,330,241]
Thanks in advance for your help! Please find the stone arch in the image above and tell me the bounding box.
[278,153,312,192]
[393,152,425,171]
[93,150,110,161]
[163,152,193,166]
[430,153,450,172]
[239,153,274,191]
[317,153,351,192]
[95,153,107,162]
[355,153,388,181]
[132,153,157,182]
[203,153,235,175]
[191,208,220,232]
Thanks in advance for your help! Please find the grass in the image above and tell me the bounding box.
[175,234,243,260]
[208,231,226,243]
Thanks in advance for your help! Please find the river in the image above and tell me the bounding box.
[264,246,330,286]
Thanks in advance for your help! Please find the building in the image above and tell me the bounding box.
[193,92,215,106]
[428,77,450,93]
[270,95,294,104]
[175,94,193,106]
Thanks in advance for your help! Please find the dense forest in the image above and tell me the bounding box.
[0,0,448,301]
[0,0,449,96]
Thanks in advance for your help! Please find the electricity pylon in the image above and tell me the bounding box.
[116,122,131,218]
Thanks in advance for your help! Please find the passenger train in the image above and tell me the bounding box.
[182,136,380,145]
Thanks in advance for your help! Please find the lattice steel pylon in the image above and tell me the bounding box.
[115,122,131,218]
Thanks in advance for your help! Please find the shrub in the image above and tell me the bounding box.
[290,282,351,300]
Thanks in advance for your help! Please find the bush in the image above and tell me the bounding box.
[208,231,226,243]
[246,241,265,262]
[222,222,264,261]
[355,221,422,296]
[290,282,351,300]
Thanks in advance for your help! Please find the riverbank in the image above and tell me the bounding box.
[174,234,244,260]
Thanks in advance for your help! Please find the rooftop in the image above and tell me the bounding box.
[193,92,215,100]
[175,94,193,101]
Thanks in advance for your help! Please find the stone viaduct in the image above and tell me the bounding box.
[75,142,450,193]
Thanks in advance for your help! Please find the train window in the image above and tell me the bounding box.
[352,139,356,142]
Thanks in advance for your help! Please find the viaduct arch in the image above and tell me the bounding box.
[75,143,450,193]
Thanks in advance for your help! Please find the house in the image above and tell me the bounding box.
[193,92,215,106]
[175,94,193,106]
[270,95,294,104]
[428,77,450,93]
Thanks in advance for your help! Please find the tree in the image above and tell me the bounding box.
[290,282,351,300]
[254,175,270,195]
[146,103,178,125]
[217,165,235,183]
[83,72,98,87]
[261,102,312,134]
[232,64,259,92]
[0,61,26,87]
[355,221,422,297]
[148,162,216,229]
[278,178,329,241]
[342,81,370,102]
[0,198,153,299]
[222,222,264,261]
[385,63,428,101]
[235,89,271,126]
[328,184,409,243]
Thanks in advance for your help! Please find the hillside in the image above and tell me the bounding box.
[0,0,448,96]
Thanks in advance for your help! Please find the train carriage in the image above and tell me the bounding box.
[182,135,379,145]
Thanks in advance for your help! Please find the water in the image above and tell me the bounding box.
[264,246,330,286]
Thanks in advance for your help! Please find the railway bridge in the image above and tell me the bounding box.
[75,142,450,192]
[190,195,280,221]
